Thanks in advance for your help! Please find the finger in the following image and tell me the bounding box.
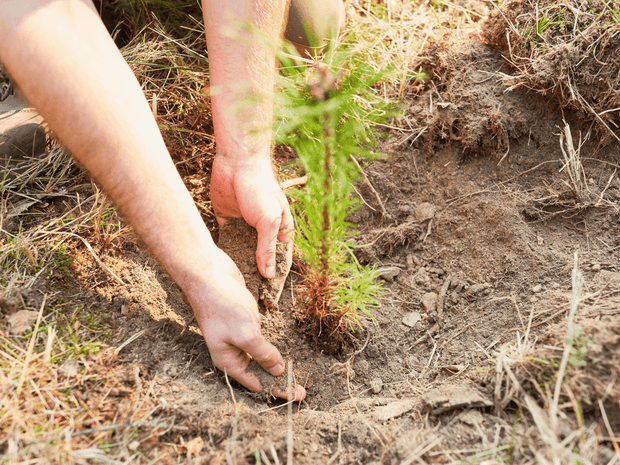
[237,334,285,377]
[224,361,263,392]
[255,213,281,279]
[272,385,307,402]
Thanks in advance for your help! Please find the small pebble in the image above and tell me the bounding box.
[379,267,401,281]
[592,264,601,271]
[532,284,543,293]
[421,292,438,313]
[354,360,370,375]
[402,311,421,328]
[414,202,436,222]
[369,378,383,394]
[366,344,380,358]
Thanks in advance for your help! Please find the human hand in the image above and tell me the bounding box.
[186,248,304,401]
[210,154,293,280]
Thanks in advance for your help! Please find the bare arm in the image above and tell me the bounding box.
[203,0,294,280]
[0,0,291,394]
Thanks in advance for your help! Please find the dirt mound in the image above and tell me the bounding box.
[408,39,552,157]
[481,0,620,145]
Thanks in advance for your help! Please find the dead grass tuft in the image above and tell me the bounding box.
[482,0,620,145]
[492,255,620,463]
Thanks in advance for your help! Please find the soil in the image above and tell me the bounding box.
[5,38,620,463]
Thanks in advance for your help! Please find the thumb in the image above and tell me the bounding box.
[255,214,281,279]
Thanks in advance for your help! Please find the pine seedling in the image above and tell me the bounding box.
[274,45,388,339]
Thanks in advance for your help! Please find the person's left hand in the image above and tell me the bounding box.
[210,154,293,280]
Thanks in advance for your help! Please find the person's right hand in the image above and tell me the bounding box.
[185,248,305,400]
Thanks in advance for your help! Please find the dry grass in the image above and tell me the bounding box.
[491,255,620,464]
[482,0,620,145]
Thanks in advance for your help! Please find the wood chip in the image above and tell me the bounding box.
[374,399,416,421]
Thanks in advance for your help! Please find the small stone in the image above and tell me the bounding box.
[467,283,490,295]
[379,267,401,281]
[6,310,38,335]
[128,441,140,451]
[369,378,383,394]
[59,358,79,377]
[402,311,422,328]
[375,399,415,421]
[397,205,412,216]
[421,292,438,313]
[354,360,370,375]
[366,344,380,358]
[592,264,601,271]
[184,437,204,456]
[414,202,436,222]
[532,284,543,293]
[171,385,180,393]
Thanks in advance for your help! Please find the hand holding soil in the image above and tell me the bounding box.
[219,218,306,401]
[219,217,291,310]
[210,154,294,280]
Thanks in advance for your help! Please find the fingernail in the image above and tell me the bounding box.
[266,265,275,279]
[273,362,285,376]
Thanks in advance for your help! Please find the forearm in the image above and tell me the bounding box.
[0,0,218,290]
[202,0,288,162]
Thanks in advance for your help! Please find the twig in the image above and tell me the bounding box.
[257,400,296,415]
[440,323,471,350]
[17,295,47,394]
[224,368,238,465]
[599,399,620,461]
[490,0,521,37]
[326,422,342,465]
[595,168,616,207]
[351,182,377,212]
[350,155,390,219]
[422,218,433,243]
[224,368,238,410]
[43,231,126,286]
[114,329,145,356]
[287,360,294,465]
[270,444,281,465]
[421,342,438,379]
[279,175,308,191]
[551,252,581,432]
[436,274,452,327]
[260,449,274,465]
[412,323,439,347]
[22,420,188,445]
[502,160,560,184]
